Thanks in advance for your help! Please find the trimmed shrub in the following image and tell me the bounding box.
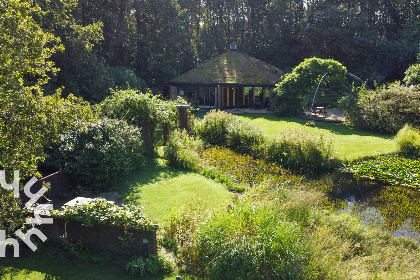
[60,118,145,191]
[193,110,235,146]
[164,129,204,171]
[226,119,265,156]
[395,124,420,156]
[265,129,335,170]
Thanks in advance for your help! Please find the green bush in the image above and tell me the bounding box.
[395,124,420,156]
[226,119,265,155]
[60,118,145,191]
[193,110,235,146]
[164,129,203,171]
[265,129,335,170]
[273,57,349,116]
[344,83,420,133]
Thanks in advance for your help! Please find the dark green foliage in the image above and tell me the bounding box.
[193,110,235,146]
[111,66,147,92]
[344,83,420,133]
[60,118,145,191]
[273,57,349,116]
[164,129,203,171]
[265,129,335,171]
[395,124,420,155]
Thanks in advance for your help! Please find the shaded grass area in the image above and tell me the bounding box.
[195,112,396,160]
[0,246,171,280]
[119,155,232,221]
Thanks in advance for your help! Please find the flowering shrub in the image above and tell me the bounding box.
[52,198,158,231]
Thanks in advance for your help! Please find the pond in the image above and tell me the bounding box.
[324,172,420,242]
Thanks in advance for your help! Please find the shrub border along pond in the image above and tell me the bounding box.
[192,109,336,172]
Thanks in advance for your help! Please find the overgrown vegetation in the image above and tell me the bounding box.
[265,129,336,171]
[343,83,420,134]
[165,129,203,171]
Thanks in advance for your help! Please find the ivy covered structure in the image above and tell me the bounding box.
[168,45,282,110]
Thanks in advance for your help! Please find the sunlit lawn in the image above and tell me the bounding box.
[195,112,396,161]
[119,155,232,221]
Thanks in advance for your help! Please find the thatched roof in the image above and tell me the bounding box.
[169,51,282,87]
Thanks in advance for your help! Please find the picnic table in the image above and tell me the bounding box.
[312,106,327,117]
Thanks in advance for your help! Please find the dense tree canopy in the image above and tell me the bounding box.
[28,0,420,99]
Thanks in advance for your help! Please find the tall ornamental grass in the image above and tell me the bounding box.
[161,201,308,279]
[265,129,335,170]
[164,129,203,171]
[395,124,420,156]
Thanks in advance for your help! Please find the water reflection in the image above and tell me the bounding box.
[323,171,420,242]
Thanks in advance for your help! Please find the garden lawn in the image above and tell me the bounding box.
[235,114,397,160]
[0,246,172,280]
[119,155,232,221]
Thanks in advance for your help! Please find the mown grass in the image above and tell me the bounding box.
[195,112,396,160]
[119,154,232,221]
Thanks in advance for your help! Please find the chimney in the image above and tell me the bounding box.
[230,42,237,51]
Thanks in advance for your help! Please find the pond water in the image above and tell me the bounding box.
[323,172,420,242]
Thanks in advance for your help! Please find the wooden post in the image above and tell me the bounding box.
[176,105,190,131]
[162,123,170,145]
[227,87,230,107]
[233,87,236,107]
[217,86,222,109]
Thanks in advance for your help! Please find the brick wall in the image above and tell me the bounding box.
[40,217,157,256]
